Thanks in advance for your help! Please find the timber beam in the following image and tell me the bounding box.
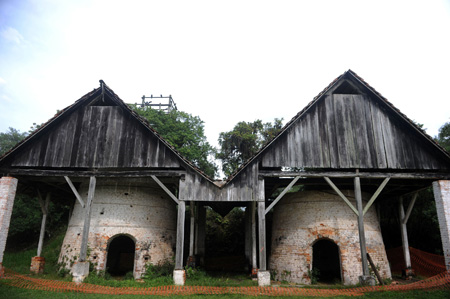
[259,170,450,180]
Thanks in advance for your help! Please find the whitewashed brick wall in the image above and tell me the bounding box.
[433,180,450,271]
[269,190,391,285]
[59,179,177,279]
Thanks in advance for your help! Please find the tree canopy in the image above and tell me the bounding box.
[216,118,283,177]
[0,127,27,156]
[132,107,218,178]
[436,121,450,152]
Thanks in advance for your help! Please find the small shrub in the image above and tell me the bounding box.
[144,259,174,279]
[307,267,320,284]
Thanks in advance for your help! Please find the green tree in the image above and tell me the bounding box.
[0,127,27,156]
[132,107,217,178]
[436,121,450,152]
[216,118,283,176]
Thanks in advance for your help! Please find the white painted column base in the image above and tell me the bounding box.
[173,269,186,285]
[359,275,376,286]
[257,270,271,286]
[71,261,90,283]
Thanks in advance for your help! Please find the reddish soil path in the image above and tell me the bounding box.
[1,270,449,297]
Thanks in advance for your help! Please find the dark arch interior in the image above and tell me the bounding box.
[312,239,341,283]
[106,235,135,276]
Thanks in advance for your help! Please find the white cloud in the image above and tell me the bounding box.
[0,77,6,85]
[1,27,25,44]
[0,94,12,102]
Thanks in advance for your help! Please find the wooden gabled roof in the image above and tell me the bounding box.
[224,70,450,185]
[0,81,215,184]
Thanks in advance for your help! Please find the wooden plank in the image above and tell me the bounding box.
[361,96,378,168]
[368,101,388,168]
[325,95,339,168]
[79,176,96,262]
[324,177,359,215]
[317,98,330,167]
[259,170,450,179]
[333,95,349,167]
[151,175,180,204]
[265,176,300,214]
[64,176,85,207]
[363,177,390,215]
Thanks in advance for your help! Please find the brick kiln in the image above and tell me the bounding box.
[58,179,176,278]
[269,190,391,285]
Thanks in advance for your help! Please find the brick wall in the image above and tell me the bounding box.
[0,177,18,265]
[59,179,177,279]
[269,190,391,285]
[433,180,450,271]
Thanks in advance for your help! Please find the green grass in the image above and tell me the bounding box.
[0,283,449,299]
[3,226,69,280]
[2,229,449,298]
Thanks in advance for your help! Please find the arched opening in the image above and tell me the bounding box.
[312,239,341,283]
[106,235,135,276]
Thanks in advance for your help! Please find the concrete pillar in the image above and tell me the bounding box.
[174,200,186,285]
[257,178,270,286]
[0,177,18,278]
[432,180,450,271]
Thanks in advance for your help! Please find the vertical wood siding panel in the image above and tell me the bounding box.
[317,99,330,168]
[61,112,79,166]
[333,95,349,168]
[369,101,388,168]
[325,95,339,168]
[379,108,398,168]
[361,96,378,168]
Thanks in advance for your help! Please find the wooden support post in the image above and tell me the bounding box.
[244,203,251,267]
[258,200,266,271]
[265,176,300,214]
[187,201,195,267]
[196,203,206,266]
[175,200,186,270]
[251,201,257,272]
[399,197,411,269]
[354,176,369,277]
[36,191,51,257]
[79,176,96,262]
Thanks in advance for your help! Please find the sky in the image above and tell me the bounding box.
[1,0,450,151]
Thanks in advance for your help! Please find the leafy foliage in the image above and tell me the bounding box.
[216,118,283,176]
[0,127,27,156]
[132,107,217,178]
[6,193,71,250]
[436,121,450,152]
[205,207,245,257]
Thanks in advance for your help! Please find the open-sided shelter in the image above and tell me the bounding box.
[1,70,450,286]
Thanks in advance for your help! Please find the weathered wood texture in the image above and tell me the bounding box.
[261,94,449,170]
[9,106,180,169]
[180,163,260,202]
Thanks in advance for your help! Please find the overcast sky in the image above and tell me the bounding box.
[1,0,450,150]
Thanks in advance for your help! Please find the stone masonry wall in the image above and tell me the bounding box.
[0,177,18,270]
[59,179,177,279]
[269,190,391,285]
[433,180,450,271]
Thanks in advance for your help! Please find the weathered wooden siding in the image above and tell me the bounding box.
[11,106,181,168]
[261,94,449,170]
[181,163,259,202]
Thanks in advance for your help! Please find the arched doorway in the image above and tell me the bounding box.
[106,235,135,276]
[312,239,341,283]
